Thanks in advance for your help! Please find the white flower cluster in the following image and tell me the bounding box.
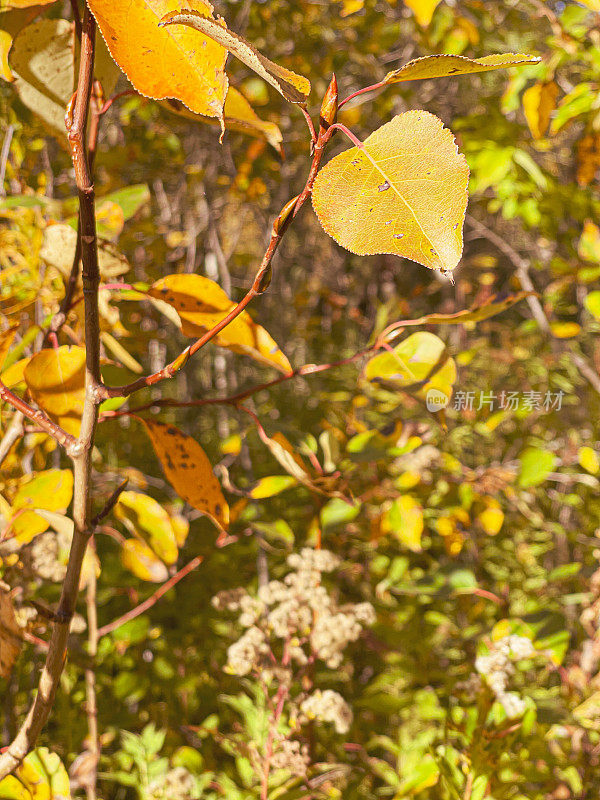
[271,739,310,777]
[147,767,196,800]
[474,634,535,719]
[213,548,376,675]
[299,689,353,734]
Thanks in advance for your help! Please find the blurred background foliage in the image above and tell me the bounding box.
[2,0,600,797]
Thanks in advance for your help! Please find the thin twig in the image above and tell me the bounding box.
[97,556,203,637]
[0,411,24,467]
[0,124,14,197]
[0,381,76,453]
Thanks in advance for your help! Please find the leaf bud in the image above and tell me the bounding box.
[272,195,299,236]
[319,74,338,134]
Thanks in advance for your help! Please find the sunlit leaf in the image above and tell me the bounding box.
[477,498,504,535]
[365,331,456,404]
[0,6,43,82]
[312,112,469,273]
[383,495,424,551]
[159,8,310,105]
[518,447,557,488]
[87,0,228,123]
[578,446,599,475]
[584,290,600,320]
[41,223,129,280]
[10,469,73,544]
[0,584,21,679]
[0,0,57,8]
[24,345,85,436]
[403,0,443,27]
[114,491,179,565]
[142,419,229,532]
[384,52,540,84]
[9,18,120,136]
[249,475,297,499]
[578,220,600,263]
[0,324,18,370]
[121,539,168,583]
[0,747,71,799]
[550,321,580,338]
[148,274,291,373]
[522,81,559,139]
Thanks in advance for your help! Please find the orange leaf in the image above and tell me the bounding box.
[142,419,229,532]
[523,81,559,139]
[148,274,291,373]
[159,8,310,105]
[312,111,469,274]
[87,0,228,122]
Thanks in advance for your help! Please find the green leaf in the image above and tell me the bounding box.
[518,447,557,487]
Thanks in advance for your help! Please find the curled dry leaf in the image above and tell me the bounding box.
[86,0,228,122]
[24,345,86,436]
[159,8,310,105]
[384,52,541,84]
[312,111,469,273]
[0,582,21,679]
[142,419,229,533]
[148,274,291,373]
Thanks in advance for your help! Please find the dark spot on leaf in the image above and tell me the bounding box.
[378,180,390,192]
[166,426,178,436]
[393,233,404,239]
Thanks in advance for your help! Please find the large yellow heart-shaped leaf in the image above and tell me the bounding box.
[148,274,291,373]
[142,419,229,532]
[24,345,85,436]
[312,111,469,273]
[159,8,310,105]
[86,0,228,122]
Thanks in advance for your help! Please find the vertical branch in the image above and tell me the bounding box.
[84,540,99,800]
[0,7,101,779]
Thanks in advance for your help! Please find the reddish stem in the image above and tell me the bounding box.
[338,80,386,110]
[97,556,203,637]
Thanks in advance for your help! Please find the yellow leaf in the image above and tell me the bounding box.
[1,0,57,7]
[383,495,423,551]
[312,111,469,274]
[121,539,168,583]
[0,584,21,679]
[365,331,457,404]
[142,419,229,532]
[577,0,600,10]
[148,274,291,373]
[1,355,30,387]
[384,51,541,84]
[100,331,143,374]
[0,324,18,370]
[0,747,71,800]
[9,18,120,136]
[162,87,284,154]
[477,499,504,535]
[550,321,580,338]
[579,446,600,475]
[87,0,228,123]
[41,223,130,280]
[249,475,297,499]
[0,7,50,83]
[578,220,600,263]
[523,81,559,139]
[170,513,189,547]
[115,491,179,565]
[11,469,73,544]
[159,9,310,105]
[403,0,443,26]
[24,345,86,436]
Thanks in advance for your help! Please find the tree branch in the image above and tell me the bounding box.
[0,382,76,453]
[0,8,101,778]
